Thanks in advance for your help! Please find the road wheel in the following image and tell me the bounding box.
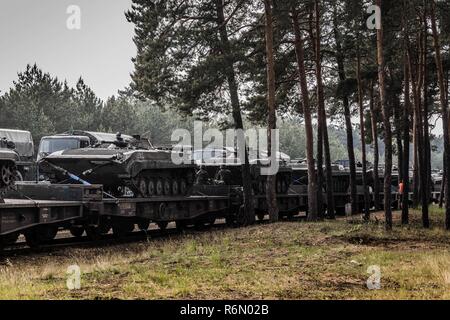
[257,213,265,221]
[163,179,171,196]
[156,179,164,196]
[148,179,155,197]
[180,179,188,195]
[172,180,179,196]
[138,177,148,197]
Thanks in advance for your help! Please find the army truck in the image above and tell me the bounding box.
[40,132,197,198]
[0,138,19,197]
[0,129,35,181]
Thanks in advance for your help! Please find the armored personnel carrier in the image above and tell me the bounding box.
[40,132,197,198]
[0,138,19,196]
[191,147,292,194]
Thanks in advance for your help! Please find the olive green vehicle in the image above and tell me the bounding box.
[0,138,19,196]
[40,131,197,198]
[192,148,292,194]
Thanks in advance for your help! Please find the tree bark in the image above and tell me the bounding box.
[308,4,324,219]
[421,9,430,228]
[313,0,334,219]
[402,50,411,224]
[376,0,392,231]
[292,7,319,221]
[333,7,357,215]
[430,0,450,229]
[357,45,370,220]
[369,80,381,211]
[263,0,279,222]
[216,0,255,225]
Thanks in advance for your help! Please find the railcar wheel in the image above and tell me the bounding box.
[0,233,19,246]
[24,231,41,248]
[148,180,155,197]
[156,179,164,196]
[138,220,150,231]
[113,222,135,238]
[176,220,186,232]
[70,227,84,238]
[157,221,169,231]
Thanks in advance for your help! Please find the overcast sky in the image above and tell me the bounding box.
[0,0,135,100]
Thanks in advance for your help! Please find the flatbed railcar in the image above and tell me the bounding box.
[0,182,306,250]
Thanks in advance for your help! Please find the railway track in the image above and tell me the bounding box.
[0,215,306,258]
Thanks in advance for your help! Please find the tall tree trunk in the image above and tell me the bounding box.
[408,31,428,227]
[263,0,279,222]
[421,9,430,227]
[292,7,318,221]
[333,7,357,215]
[430,0,450,229]
[308,4,324,219]
[422,4,431,209]
[216,0,255,225]
[402,51,411,224]
[314,0,334,219]
[357,45,370,220]
[376,0,392,230]
[369,80,381,210]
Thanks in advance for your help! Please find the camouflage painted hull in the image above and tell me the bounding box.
[42,148,196,197]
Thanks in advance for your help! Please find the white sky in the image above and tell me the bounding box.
[0,0,135,100]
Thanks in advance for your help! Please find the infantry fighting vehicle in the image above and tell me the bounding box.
[191,147,292,194]
[40,131,197,198]
[0,138,19,196]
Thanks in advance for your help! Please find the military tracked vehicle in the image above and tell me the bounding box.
[40,132,197,198]
[191,148,292,194]
[0,138,19,196]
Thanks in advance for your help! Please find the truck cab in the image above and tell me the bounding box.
[37,135,90,161]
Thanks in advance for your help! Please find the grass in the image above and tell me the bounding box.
[2,207,450,299]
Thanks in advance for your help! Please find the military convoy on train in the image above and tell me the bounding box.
[39,131,197,198]
[191,147,293,195]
